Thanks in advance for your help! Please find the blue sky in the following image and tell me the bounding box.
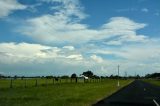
[0,0,160,76]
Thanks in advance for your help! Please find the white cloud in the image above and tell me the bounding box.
[41,0,87,20]
[85,40,160,75]
[63,46,75,50]
[0,42,105,75]
[0,41,160,76]
[141,8,149,13]
[0,0,27,18]
[66,54,83,60]
[105,40,122,46]
[102,17,146,31]
[0,42,61,63]
[90,55,103,63]
[91,40,160,64]
[18,15,148,45]
[0,42,84,64]
[15,0,148,46]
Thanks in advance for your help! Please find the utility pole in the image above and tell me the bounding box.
[117,65,120,87]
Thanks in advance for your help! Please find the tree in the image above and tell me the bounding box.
[21,76,24,80]
[46,76,53,79]
[0,74,3,79]
[71,73,77,78]
[145,73,160,78]
[14,75,17,79]
[92,75,100,79]
[82,70,93,78]
[61,75,69,79]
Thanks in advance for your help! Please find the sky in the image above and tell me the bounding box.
[0,0,160,76]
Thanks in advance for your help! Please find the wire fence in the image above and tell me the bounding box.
[0,78,104,89]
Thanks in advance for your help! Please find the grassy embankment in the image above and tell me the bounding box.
[143,79,160,86]
[0,79,133,106]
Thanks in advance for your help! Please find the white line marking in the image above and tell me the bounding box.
[153,99,160,106]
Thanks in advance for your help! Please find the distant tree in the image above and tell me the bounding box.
[21,76,24,80]
[7,76,11,78]
[145,74,151,78]
[145,73,160,78]
[14,75,17,79]
[61,75,69,79]
[41,76,45,79]
[82,70,93,78]
[105,76,109,78]
[92,75,100,79]
[135,75,140,79]
[109,75,119,79]
[71,73,77,78]
[46,76,53,79]
[0,74,2,79]
[100,76,105,79]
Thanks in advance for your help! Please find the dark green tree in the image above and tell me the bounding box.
[61,75,69,79]
[71,73,77,78]
[82,70,93,78]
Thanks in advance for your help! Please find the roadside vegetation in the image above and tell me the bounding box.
[143,79,160,86]
[0,79,132,106]
[1,71,159,106]
[143,73,160,86]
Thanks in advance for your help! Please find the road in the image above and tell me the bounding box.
[93,80,160,106]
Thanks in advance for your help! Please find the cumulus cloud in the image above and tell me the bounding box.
[90,55,103,63]
[102,17,146,31]
[18,13,148,45]
[0,42,88,65]
[0,41,160,76]
[66,54,83,61]
[0,42,61,64]
[0,0,27,18]
[14,0,148,46]
[0,42,108,75]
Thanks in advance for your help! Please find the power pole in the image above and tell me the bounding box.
[117,65,120,87]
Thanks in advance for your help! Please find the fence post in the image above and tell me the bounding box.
[10,79,13,88]
[76,78,78,83]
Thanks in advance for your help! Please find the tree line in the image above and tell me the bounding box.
[0,71,160,79]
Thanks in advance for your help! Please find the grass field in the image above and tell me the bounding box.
[0,79,132,106]
[143,79,160,86]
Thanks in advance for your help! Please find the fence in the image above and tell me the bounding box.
[0,78,104,89]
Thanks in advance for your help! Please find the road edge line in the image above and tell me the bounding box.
[153,99,160,106]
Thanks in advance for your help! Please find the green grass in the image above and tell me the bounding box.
[143,79,160,86]
[0,79,132,106]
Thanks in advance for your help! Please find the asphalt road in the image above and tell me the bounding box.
[93,80,160,106]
